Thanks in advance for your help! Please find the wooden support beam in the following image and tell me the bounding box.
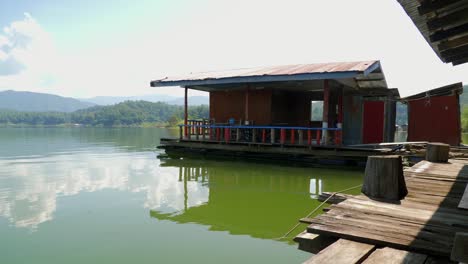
[184,87,188,137]
[245,85,250,121]
[438,34,468,51]
[452,56,468,65]
[418,0,463,15]
[430,22,468,42]
[440,43,468,59]
[270,128,275,144]
[321,80,330,145]
[427,7,468,31]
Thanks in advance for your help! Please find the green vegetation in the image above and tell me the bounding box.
[462,85,468,132]
[0,101,208,127]
[396,102,407,126]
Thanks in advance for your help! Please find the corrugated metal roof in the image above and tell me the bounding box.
[150,60,383,88]
[402,82,463,100]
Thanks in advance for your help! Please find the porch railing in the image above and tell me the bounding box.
[178,123,342,146]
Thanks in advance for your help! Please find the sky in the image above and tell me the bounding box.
[0,0,467,98]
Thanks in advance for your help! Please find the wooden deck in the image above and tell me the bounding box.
[158,138,411,166]
[296,159,468,263]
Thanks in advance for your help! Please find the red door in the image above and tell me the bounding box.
[362,101,384,144]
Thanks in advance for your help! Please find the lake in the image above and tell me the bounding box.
[0,127,364,264]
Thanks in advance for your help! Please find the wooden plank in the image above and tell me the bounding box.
[307,220,451,256]
[303,239,375,264]
[362,247,427,264]
[458,184,468,209]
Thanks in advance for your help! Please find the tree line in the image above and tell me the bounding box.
[0,101,209,127]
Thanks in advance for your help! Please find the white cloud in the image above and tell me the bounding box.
[0,13,62,93]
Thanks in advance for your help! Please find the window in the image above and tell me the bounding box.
[310,101,323,121]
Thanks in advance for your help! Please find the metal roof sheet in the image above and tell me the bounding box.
[150,60,383,87]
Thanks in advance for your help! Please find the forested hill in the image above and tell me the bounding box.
[0,100,209,127]
[0,90,95,112]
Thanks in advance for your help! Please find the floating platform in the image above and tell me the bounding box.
[296,159,468,263]
[158,138,412,166]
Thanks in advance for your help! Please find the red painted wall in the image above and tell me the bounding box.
[209,89,272,124]
[362,101,384,144]
[408,95,460,145]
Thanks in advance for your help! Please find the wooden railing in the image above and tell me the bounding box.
[179,123,343,146]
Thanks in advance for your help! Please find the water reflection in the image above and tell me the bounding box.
[151,158,362,240]
[0,127,362,244]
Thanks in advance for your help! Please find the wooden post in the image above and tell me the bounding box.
[271,128,275,144]
[362,155,407,201]
[280,129,285,145]
[262,129,266,143]
[291,129,295,144]
[179,126,183,140]
[195,123,199,140]
[307,130,311,145]
[252,128,257,143]
[202,122,206,140]
[236,128,240,142]
[184,87,188,138]
[426,142,450,162]
[316,130,321,145]
[187,123,192,139]
[225,128,230,143]
[321,79,330,145]
[298,130,303,145]
[336,89,343,145]
[245,85,250,121]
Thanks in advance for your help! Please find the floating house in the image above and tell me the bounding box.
[151,60,400,163]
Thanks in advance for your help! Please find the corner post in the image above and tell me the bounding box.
[184,86,188,138]
[321,80,330,145]
[336,87,343,145]
[245,84,250,122]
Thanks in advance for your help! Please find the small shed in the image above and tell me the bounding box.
[404,83,463,145]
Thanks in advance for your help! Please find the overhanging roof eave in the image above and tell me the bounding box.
[150,71,362,88]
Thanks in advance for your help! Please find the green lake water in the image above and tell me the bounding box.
[0,127,364,264]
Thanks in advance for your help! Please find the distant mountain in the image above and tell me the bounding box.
[82,95,209,106]
[0,90,95,112]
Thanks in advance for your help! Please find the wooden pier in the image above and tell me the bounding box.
[295,158,468,263]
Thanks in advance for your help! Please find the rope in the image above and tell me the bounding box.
[275,183,363,241]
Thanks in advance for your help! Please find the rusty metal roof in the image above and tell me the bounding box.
[150,60,385,88]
